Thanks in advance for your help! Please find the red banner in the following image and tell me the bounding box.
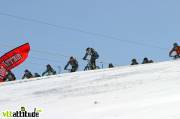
[0,64,7,82]
[0,43,30,82]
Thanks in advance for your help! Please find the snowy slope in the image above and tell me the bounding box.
[1,60,180,119]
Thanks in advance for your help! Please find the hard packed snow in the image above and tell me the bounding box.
[0,60,180,119]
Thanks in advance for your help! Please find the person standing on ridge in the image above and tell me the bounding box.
[4,70,16,81]
[83,47,99,70]
[169,43,180,59]
[108,63,114,68]
[22,69,33,79]
[131,59,139,65]
[142,57,149,64]
[64,56,78,72]
[42,64,56,76]
[142,57,154,64]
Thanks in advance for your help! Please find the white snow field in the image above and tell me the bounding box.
[1,60,180,119]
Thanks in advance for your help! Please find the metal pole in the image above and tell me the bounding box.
[57,66,61,74]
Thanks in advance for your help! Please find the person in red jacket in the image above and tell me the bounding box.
[169,43,180,59]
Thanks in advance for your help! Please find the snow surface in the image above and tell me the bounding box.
[1,60,180,119]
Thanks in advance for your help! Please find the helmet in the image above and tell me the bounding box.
[132,59,136,62]
[70,56,74,59]
[144,57,148,60]
[86,47,90,51]
[46,64,51,68]
[173,43,178,47]
[25,69,29,72]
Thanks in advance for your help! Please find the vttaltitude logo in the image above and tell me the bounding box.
[2,107,42,118]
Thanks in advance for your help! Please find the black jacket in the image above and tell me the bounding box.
[64,59,78,70]
[4,71,16,81]
[22,71,33,79]
[42,67,56,76]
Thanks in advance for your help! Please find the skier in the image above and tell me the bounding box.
[34,73,41,78]
[131,59,139,65]
[4,70,16,81]
[64,56,78,72]
[22,69,33,79]
[169,43,180,59]
[108,63,114,68]
[83,47,99,70]
[42,64,56,76]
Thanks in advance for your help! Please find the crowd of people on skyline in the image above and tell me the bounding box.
[3,42,180,81]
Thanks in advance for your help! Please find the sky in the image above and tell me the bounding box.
[0,0,179,79]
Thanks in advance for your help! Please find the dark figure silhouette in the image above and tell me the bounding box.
[142,57,149,64]
[169,43,180,59]
[83,47,99,70]
[64,56,78,72]
[108,63,114,68]
[42,64,56,76]
[142,57,154,64]
[22,69,33,79]
[131,59,139,65]
[4,71,16,81]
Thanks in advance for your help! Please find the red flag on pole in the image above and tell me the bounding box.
[0,43,30,82]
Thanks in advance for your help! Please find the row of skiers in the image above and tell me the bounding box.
[3,47,100,81]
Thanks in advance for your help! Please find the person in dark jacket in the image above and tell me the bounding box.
[108,63,114,68]
[169,43,180,59]
[83,47,99,70]
[42,64,56,76]
[64,56,78,72]
[131,59,139,65]
[142,57,150,64]
[4,70,16,81]
[22,69,33,79]
[142,57,154,64]
[34,73,41,78]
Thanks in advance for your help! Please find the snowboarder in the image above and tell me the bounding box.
[83,47,99,70]
[42,64,56,76]
[4,70,16,81]
[34,73,41,78]
[64,56,78,72]
[169,43,180,59]
[108,63,114,68]
[22,69,33,79]
[131,59,139,65]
